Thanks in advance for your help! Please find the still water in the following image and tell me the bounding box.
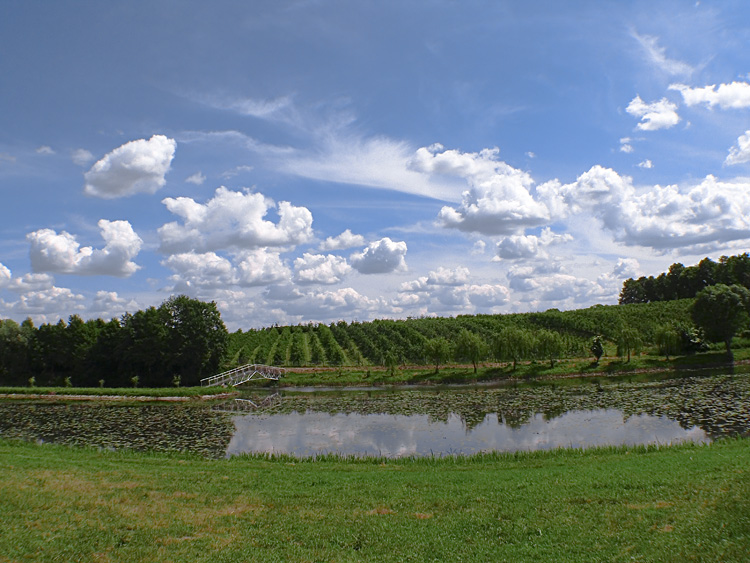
[227,409,709,458]
[1,373,747,458]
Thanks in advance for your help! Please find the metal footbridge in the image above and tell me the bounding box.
[200,363,285,387]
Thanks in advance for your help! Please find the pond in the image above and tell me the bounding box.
[1,373,748,459]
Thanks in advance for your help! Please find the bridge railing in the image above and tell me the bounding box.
[200,363,285,387]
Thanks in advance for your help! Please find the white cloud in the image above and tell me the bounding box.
[638,159,654,169]
[84,134,176,198]
[293,253,351,285]
[36,146,54,155]
[7,286,86,321]
[235,249,291,287]
[193,93,294,120]
[7,272,55,293]
[71,149,94,166]
[320,229,366,250]
[419,146,550,235]
[350,237,407,274]
[554,165,750,251]
[163,252,237,290]
[670,81,750,109]
[495,228,572,260]
[0,262,10,288]
[89,291,139,318]
[626,96,680,131]
[266,286,383,321]
[162,248,291,291]
[725,130,750,165]
[426,266,470,286]
[284,136,464,202]
[158,187,313,253]
[398,266,509,314]
[221,165,254,179]
[186,171,206,185]
[633,33,694,77]
[27,219,143,277]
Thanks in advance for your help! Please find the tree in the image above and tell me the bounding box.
[691,284,750,358]
[159,295,229,386]
[536,330,564,368]
[455,329,487,373]
[424,337,451,373]
[494,327,533,371]
[616,326,642,363]
[654,324,681,360]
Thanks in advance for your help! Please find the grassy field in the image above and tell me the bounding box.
[1,438,748,562]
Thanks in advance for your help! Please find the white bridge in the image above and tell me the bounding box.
[200,364,285,387]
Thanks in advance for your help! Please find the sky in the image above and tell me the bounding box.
[2,1,750,331]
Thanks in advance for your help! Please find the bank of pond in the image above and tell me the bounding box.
[1,372,748,459]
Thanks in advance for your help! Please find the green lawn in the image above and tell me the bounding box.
[1,438,748,562]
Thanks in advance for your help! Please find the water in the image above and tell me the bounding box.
[226,409,709,458]
[1,373,748,458]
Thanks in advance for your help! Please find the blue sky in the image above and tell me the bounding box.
[2,0,750,330]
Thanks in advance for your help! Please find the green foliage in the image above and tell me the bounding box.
[691,284,750,356]
[424,337,451,373]
[590,336,604,364]
[494,327,534,370]
[620,252,750,304]
[454,329,488,373]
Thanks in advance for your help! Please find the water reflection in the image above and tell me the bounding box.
[226,409,709,458]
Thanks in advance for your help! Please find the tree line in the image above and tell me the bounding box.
[3,288,749,387]
[225,299,698,371]
[619,253,750,304]
[0,295,228,388]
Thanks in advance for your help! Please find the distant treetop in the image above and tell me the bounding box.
[619,253,750,305]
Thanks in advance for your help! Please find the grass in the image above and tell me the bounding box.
[0,438,748,562]
[0,385,232,399]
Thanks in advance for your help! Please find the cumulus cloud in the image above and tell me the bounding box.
[163,252,238,291]
[158,187,313,253]
[28,220,143,277]
[416,145,550,235]
[725,130,750,166]
[84,134,176,198]
[0,262,10,288]
[626,96,680,131]
[186,171,206,185]
[507,262,597,304]
[638,159,654,169]
[9,286,86,320]
[89,291,139,318]
[670,81,750,109]
[162,248,291,291]
[552,165,750,251]
[495,228,572,260]
[7,272,55,293]
[235,249,291,286]
[320,229,366,251]
[71,149,95,167]
[265,286,383,320]
[350,238,407,274]
[427,266,470,286]
[398,266,509,313]
[36,146,54,155]
[294,253,351,284]
[619,138,634,153]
